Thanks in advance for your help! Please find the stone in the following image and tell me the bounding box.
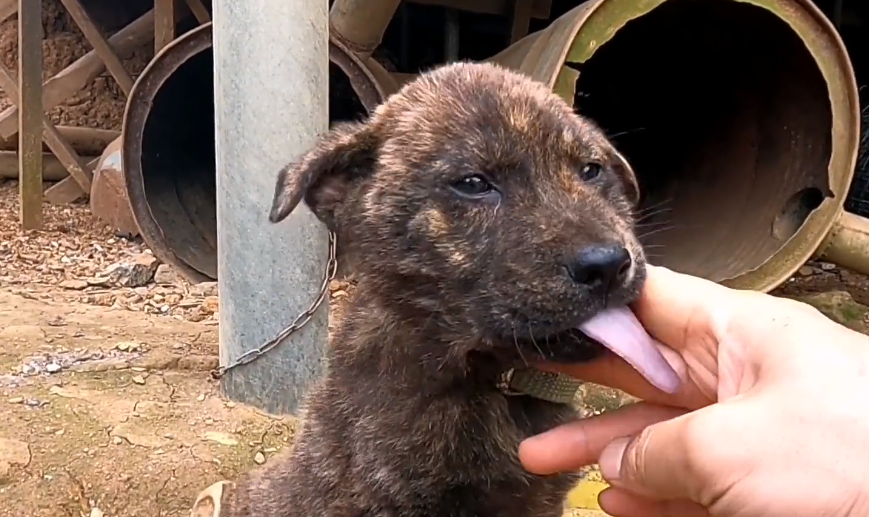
[89,139,141,238]
[59,279,89,290]
[201,296,219,313]
[153,264,179,285]
[102,253,160,287]
[797,265,815,277]
[795,290,869,331]
[203,431,239,446]
[110,423,170,448]
[0,438,31,467]
[115,341,141,352]
[190,281,218,297]
[254,451,266,464]
[0,460,10,485]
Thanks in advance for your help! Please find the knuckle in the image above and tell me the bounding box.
[622,416,710,493]
[621,425,656,483]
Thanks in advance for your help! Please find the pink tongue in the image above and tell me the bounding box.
[578,307,681,394]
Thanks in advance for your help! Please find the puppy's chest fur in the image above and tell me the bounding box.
[227,301,579,517]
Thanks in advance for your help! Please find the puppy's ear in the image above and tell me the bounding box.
[268,121,378,228]
[610,150,640,206]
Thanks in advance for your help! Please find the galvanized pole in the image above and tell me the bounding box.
[212,0,330,414]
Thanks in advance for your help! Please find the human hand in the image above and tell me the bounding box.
[519,265,869,517]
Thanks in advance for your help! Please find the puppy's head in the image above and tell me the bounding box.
[270,62,644,364]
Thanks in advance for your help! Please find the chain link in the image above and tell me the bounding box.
[210,230,339,379]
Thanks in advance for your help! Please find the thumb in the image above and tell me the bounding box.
[598,409,720,502]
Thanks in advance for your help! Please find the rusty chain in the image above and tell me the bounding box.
[210,230,339,379]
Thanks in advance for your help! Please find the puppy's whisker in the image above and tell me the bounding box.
[512,325,529,367]
[606,127,645,140]
[634,208,673,223]
[526,323,546,359]
[634,222,673,232]
[634,205,674,222]
[635,197,674,213]
[549,334,560,358]
[637,224,677,240]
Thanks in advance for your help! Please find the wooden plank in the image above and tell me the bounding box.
[408,0,551,19]
[184,0,210,24]
[510,0,535,43]
[0,125,119,153]
[44,158,100,205]
[0,61,94,198]
[40,115,94,192]
[0,126,118,155]
[155,0,177,53]
[18,0,43,229]
[0,10,155,140]
[0,151,99,180]
[58,0,135,95]
[0,0,17,23]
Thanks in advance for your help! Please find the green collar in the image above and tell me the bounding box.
[497,367,582,405]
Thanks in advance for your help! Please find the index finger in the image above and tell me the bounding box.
[519,402,687,475]
[632,265,741,350]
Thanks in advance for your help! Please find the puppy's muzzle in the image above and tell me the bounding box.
[564,243,633,295]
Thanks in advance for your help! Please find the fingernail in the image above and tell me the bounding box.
[599,437,630,482]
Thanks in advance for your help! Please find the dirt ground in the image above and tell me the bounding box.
[0,181,309,517]
[2,178,869,517]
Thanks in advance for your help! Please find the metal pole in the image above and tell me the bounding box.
[212,0,329,414]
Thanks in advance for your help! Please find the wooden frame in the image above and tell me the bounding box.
[10,0,213,228]
[155,0,211,54]
[17,0,42,228]
[7,4,158,229]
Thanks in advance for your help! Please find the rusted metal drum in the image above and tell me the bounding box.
[489,0,863,292]
[122,22,397,282]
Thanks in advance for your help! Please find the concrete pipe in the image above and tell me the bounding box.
[489,0,863,292]
[330,0,402,58]
[122,22,396,282]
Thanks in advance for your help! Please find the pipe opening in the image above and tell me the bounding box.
[141,48,216,278]
[573,0,833,282]
[132,40,370,280]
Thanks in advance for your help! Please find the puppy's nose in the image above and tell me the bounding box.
[566,244,632,291]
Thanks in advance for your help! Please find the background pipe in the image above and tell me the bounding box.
[329,0,402,114]
[488,0,863,293]
[122,23,393,283]
[329,0,402,58]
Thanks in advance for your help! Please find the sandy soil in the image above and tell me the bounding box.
[0,180,348,517]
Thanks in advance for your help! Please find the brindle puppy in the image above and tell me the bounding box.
[214,61,645,517]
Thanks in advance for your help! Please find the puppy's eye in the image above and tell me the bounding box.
[579,163,603,181]
[450,174,495,197]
